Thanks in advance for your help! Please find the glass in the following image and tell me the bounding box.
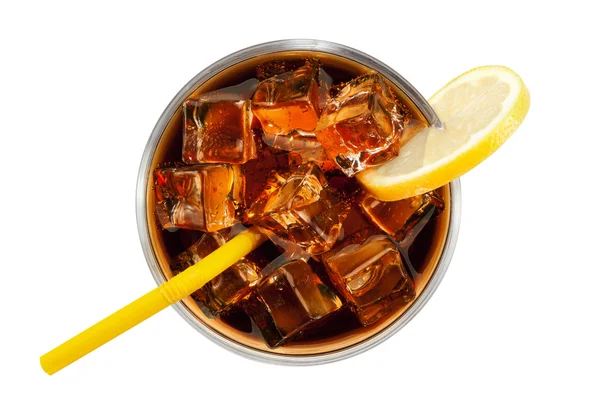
[136,39,461,365]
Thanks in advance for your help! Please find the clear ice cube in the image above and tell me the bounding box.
[252,63,331,140]
[183,79,258,164]
[242,142,291,207]
[154,164,244,232]
[322,233,415,325]
[171,230,262,316]
[287,144,337,173]
[246,259,342,347]
[325,173,372,240]
[245,162,350,254]
[359,190,444,245]
[260,129,322,152]
[315,73,410,176]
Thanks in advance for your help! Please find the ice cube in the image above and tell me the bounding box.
[171,231,261,316]
[154,164,244,232]
[252,63,332,140]
[245,259,342,347]
[242,141,291,206]
[260,129,322,152]
[256,101,337,172]
[245,162,350,254]
[243,139,336,209]
[315,73,411,176]
[359,190,444,245]
[324,173,372,240]
[337,207,374,242]
[287,144,337,173]
[322,233,415,325]
[183,79,258,164]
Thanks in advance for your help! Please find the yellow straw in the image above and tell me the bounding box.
[40,226,266,375]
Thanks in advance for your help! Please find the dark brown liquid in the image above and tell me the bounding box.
[145,51,451,355]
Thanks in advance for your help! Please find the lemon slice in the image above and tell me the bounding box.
[357,65,530,201]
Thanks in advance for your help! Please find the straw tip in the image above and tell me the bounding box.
[40,355,55,375]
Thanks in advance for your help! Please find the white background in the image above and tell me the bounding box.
[1,1,598,399]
